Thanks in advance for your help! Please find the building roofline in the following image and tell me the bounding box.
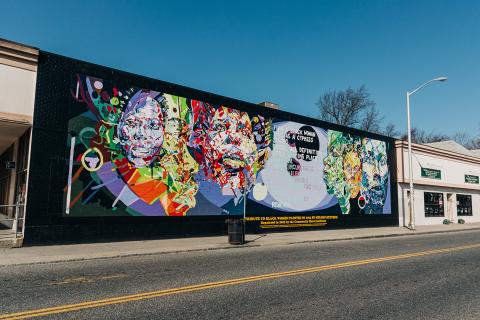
[0,38,38,52]
[0,38,39,71]
[395,140,480,165]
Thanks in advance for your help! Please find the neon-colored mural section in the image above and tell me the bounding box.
[323,130,390,214]
[66,75,271,216]
[249,124,391,215]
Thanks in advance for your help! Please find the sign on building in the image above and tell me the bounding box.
[421,168,441,180]
[465,174,479,184]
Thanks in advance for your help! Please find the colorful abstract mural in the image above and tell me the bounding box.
[66,75,391,218]
[249,123,390,216]
[359,138,389,214]
[66,75,271,216]
[322,131,389,214]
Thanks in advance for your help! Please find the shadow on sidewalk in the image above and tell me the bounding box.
[245,234,267,244]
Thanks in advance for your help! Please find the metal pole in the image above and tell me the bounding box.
[20,203,26,238]
[243,186,247,243]
[14,204,18,238]
[66,136,76,214]
[406,92,415,230]
[405,76,446,230]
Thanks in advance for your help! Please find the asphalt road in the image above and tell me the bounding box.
[1,230,480,320]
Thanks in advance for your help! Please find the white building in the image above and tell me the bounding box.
[396,140,480,226]
[0,38,38,244]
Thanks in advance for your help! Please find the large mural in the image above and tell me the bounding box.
[65,74,391,219]
[249,124,391,217]
[66,75,271,216]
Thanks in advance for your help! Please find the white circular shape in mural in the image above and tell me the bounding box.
[255,121,333,212]
[93,80,103,90]
[253,183,268,201]
[81,147,103,172]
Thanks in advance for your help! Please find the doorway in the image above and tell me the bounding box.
[0,121,31,238]
[446,193,454,223]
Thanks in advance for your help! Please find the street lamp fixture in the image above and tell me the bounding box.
[406,76,447,230]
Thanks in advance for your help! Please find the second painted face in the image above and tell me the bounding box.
[205,107,257,190]
[118,96,164,168]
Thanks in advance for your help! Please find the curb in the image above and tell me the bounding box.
[2,227,480,267]
[0,243,262,267]
[288,227,480,245]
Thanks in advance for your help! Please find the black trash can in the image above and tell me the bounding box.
[226,218,245,245]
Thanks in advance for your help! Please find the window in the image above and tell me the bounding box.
[424,192,444,217]
[457,194,473,216]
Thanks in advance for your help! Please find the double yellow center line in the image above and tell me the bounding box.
[2,243,480,320]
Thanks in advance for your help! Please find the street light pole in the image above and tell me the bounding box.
[406,77,447,230]
[406,91,415,230]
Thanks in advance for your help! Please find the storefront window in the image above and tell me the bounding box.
[457,194,473,216]
[424,192,444,217]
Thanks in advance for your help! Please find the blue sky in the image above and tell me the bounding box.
[1,0,479,136]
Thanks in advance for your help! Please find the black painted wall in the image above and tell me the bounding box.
[25,51,398,243]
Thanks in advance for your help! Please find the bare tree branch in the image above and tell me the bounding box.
[453,131,480,150]
[316,85,378,131]
[400,128,449,144]
[360,105,384,133]
[316,85,469,144]
[382,123,401,138]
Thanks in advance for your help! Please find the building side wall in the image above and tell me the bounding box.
[0,64,36,122]
[401,149,480,187]
[398,183,480,226]
[0,40,37,235]
[396,144,480,226]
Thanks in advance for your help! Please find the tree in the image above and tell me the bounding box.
[453,132,472,148]
[382,123,401,138]
[360,105,384,133]
[453,132,480,150]
[315,85,469,144]
[470,123,480,149]
[316,85,383,132]
[470,138,480,150]
[400,127,449,144]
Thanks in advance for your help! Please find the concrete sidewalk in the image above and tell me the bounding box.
[1,223,480,266]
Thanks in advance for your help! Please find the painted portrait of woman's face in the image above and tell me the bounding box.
[360,138,389,213]
[323,131,365,214]
[204,107,257,191]
[117,94,165,168]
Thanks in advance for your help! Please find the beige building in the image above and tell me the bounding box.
[0,38,38,243]
[396,140,480,227]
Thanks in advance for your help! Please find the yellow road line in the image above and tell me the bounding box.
[1,243,480,320]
